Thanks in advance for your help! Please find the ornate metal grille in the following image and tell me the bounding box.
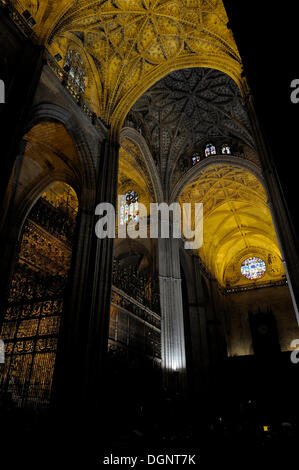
[112,260,160,314]
[110,260,161,367]
[0,183,78,408]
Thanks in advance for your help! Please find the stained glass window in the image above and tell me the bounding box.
[205,143,216,157]
[120,190,139,225]
[64,49,86,93]
[241,257,266,280]
[192,153,202,166]
[222,144,231,155]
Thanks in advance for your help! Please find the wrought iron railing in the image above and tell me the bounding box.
[111,285,161,331]
[110,285,161,361]
[112,260,160,315]
[222,278,288,295]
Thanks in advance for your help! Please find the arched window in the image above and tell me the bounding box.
[205,143,216,157]
[0,182,78,407]
[64,49,86,93]
[192,152,202,166]
[120,190,139,225]
[222,144,231,155]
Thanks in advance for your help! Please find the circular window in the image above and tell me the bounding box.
[241,257,266,280]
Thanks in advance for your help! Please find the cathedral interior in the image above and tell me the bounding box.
[0,0,299,466]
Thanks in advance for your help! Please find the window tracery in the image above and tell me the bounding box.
[119,190,139,226]
[222,144,231,155]
[241,257,266,280]
[205,143,216,157]
[64,49,86,93]
[192,153,202,166]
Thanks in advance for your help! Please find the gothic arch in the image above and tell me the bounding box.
[127,67,254,201]
[178,161,284,288]
[25,102,98,212]
[171,155,265,204]
[113,57,245,136]
[120,127,163,204]
[6,121,94,242]
[0,110,100,321]
[14,172,79,242]
[114,239,155,279]
[3,110,89,241]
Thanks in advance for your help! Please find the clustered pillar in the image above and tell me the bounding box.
[245,89,299,324]
[158,236,187,394]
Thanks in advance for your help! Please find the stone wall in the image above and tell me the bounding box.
[222,285,299,356]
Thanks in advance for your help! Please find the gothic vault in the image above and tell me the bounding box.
[1,1,299,454]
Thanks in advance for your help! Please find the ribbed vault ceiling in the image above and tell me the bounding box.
[9,1,284,290]
[128,67,254,188]
[180,165,285,287]
[10,0,243,131]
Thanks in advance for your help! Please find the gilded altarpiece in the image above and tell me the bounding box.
[0,183,78,407]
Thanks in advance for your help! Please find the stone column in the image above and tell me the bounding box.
[245,91,299,324]
[0,142,26,322]
[158,236,187,394]
[53,138,119,415]
[84,138,119,399]
[188,255,210,393]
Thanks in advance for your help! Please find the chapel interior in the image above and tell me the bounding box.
[0,0,299,465]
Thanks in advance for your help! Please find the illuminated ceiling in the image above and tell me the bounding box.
[9,1,282,291]
[180,165,285,288]
[10,0,244,132]
[23,122,81,185]
[41,181,79,215]
[7,122,81,218]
